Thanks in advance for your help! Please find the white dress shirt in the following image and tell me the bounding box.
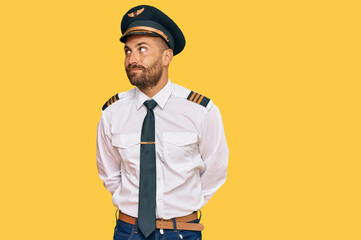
[97,80,229,219]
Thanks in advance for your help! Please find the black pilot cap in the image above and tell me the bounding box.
[120,5,186,56]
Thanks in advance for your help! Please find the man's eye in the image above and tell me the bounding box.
[125,50,131,54]
[140,47,146,52]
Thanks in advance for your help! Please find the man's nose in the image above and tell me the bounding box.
[127,51,139,64]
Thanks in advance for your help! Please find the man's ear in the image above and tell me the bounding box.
[162,49,174,67]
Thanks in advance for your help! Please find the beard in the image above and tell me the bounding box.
[126,58,163,90]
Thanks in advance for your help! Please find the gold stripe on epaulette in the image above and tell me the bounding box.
[189,92,196,101]
[193,93,201,103]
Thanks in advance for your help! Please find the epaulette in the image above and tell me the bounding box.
[102,94,119,111]
[187,91,210,108]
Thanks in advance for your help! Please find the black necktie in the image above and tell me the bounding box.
[138,99,157,238]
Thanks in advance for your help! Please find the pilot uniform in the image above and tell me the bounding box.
[96,5,229,240]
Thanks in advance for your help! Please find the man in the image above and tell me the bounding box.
[97,5,229,240]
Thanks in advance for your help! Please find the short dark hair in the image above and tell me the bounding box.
[155,37,170,53]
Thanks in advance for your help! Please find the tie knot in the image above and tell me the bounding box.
[144,99,157,110]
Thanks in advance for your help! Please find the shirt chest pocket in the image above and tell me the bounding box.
[162,132,199,171]
[111,133,140,174]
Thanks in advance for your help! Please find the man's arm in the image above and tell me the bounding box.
[199,103,229,204]
[96,113,121,195]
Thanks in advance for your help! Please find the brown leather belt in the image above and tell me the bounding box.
[118,211,204,231]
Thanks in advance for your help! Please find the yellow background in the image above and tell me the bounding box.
[1,0,360,239]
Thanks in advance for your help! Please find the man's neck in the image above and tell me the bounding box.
[140,75,168,98]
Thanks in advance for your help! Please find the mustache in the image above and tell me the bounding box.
[126,64,146,72]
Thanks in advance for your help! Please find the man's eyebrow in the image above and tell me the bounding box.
[124,42,150,50]
[136,42,150,47]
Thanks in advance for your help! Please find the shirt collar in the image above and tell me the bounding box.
[135,79,174,110]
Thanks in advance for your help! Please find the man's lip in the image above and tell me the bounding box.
[130,68,142,72]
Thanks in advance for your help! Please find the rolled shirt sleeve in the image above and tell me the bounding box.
[96,113,122,195]
[199,103,229,204]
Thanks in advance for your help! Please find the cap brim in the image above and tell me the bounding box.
[120,31,162,43]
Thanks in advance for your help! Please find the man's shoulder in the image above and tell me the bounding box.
[172,83,213,110]
[101,88,136,111]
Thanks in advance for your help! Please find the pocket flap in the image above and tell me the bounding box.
[112,134,140,148]
[163,132,198,146]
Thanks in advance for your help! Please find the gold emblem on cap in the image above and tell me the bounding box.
[128,7,145,18]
